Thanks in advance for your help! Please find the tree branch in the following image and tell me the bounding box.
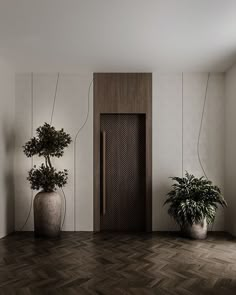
[47,155,52,168]
[44,156,48,168]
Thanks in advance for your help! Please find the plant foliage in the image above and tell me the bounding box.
[28,164,68,192]
[23,123,72,192]
[164,172,227,226]
[23,123,71,158]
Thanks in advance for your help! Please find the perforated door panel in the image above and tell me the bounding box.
[100,114,146,231]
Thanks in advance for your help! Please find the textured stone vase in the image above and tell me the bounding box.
[181,218,207,240]
[34,191,62,238]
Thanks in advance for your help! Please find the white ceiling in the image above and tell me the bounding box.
[0,0,236,72]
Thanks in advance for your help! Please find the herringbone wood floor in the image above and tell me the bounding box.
[0,232,235,295]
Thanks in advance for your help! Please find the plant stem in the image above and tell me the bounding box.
[47,155,52,168]
[44,156,48,168]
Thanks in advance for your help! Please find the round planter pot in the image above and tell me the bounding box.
[181,219,207,240]
[34,191,62,238]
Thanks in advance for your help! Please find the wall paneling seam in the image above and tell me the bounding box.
[182,73,184,178]
[18,73,34,231]
[73,78,93,231]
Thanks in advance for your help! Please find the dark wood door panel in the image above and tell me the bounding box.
[100,114,146,231]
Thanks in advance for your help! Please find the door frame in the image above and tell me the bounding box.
[93,73,152,232]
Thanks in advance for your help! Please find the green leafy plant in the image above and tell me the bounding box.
[164,172,227,226]
[23,123,72,192]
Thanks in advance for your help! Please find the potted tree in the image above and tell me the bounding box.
[164,172,227,239]
[23,123,72,238]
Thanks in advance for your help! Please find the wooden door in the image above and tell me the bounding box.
[100,114,146,231]
[93,73,152,232]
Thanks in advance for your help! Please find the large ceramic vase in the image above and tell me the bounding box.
[181,218,207,240]
[34,191,62,238]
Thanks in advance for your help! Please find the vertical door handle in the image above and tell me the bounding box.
[102,131,106,215]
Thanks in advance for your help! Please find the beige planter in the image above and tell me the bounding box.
[181,218,207,240]
[34,191,62,238]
